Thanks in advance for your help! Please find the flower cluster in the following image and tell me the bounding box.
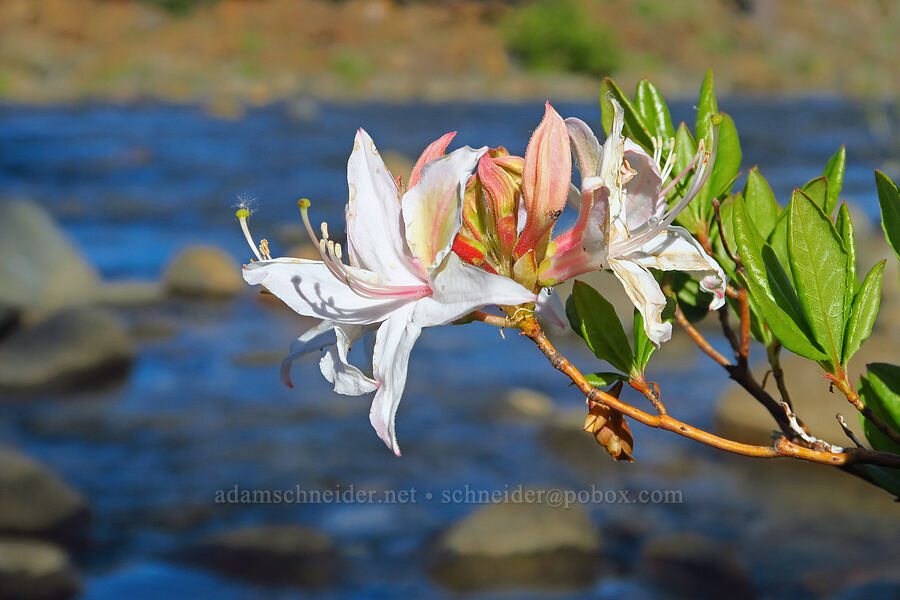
[237,99,726,455]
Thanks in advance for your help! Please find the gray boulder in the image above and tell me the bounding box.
[0,448,89,545]
[0,538,80,600]
[188,524,339,587]
[163,245,243,298]
[0,201,99,315]
[0,307,134,394]
[430,498,601,591]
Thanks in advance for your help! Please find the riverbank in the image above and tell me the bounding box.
[2,0,899,113]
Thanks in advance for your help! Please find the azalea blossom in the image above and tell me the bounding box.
[540,100,727,345]
[239,129,536,455]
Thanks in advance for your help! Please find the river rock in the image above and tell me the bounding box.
[429,499,601,591]
[188,525,338,587]
[0,538,80,600]
[0,200,99,315]
[163,245,243,298]
[500,388,555,420]
[639,533,754,600]
[0,448,90,545]
[0,307,134,394]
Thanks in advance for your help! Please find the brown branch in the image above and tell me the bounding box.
[766,341,793,410]
[671,302,797,438]
[718,303,741,359]
[737,288,751,367]
[629,378,666,415]
[517,318,900,469]
[673,304,730,367]
[832,375,900,447]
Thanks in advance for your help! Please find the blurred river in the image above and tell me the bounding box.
[0,98,898,599]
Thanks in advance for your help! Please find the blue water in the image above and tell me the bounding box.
[0,98,898,600]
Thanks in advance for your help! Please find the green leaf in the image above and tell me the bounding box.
[634,79,675,140]
[733,194,826,360]
[671,123,703,232]
[859,363,900,455]
[861,465,900,499]
[710,194,737,275]
[822,146,846,216]
[633,297,675,373]
[834,202,858,294]
[708,112,741,199]
[742,167,780,237]
[787,189,851,370]
[600,77,654,151]
[694,69,718,144]
[842,260,885,367]
[566,280,633,373]
[801,176,829,213]
[585,372,630,387]
[767,207,792,283]
[875,170,900,262]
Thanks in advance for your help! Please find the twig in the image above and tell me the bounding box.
[737,288,751,367]
[766,341,793,410]
[830,374,900,447]
[673,304,730,367]
[837,414,865,448]
[511,317,900,468]
[629,378,667,415]
[718,302,741,359]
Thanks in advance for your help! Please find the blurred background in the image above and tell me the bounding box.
[1,1,900,599]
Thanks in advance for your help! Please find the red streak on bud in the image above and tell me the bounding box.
[451,234,486,266]
[409,131,456,188]
[518,102,572,258]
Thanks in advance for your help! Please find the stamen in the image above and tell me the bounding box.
[297,198,432,300]
[236,208,263,262]
[259,238,272,260]
[611,133,716,258]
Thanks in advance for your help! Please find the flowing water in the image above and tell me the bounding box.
[0,98,898,599]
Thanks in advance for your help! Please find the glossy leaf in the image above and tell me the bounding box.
[787,189,850,370]
[670,271,712,323]
[599,77,654,151]
[694,69,718,144]
[632,297,675,373]
[875,170,900,262]
[708,112,741,199]
[822,146,846,216]
[585,372,630,387]
[842,260,885,367]
[858,363,900,455]
[834,202,857,293]
[733,194,826,360]
[742,167,780,237]
[635,79,675,140]
[801,176,829,213]
[566,280,633,373]
[767,207,792,284]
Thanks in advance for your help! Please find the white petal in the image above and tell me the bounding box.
[625,226,727,309]
[369,306,422,455]
[623,139,665,231]
[566,117,601,180]
[243,258,406,325]
[280,319,335,388]
[320,323,378,395]
[345,128,423,284]
[535,288,569,333]
[402,145,486,269]
[609,257,671,345]
[414,253,537,327]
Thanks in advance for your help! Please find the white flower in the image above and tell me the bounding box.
[541,101,727,345]
[240,129,536,454]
